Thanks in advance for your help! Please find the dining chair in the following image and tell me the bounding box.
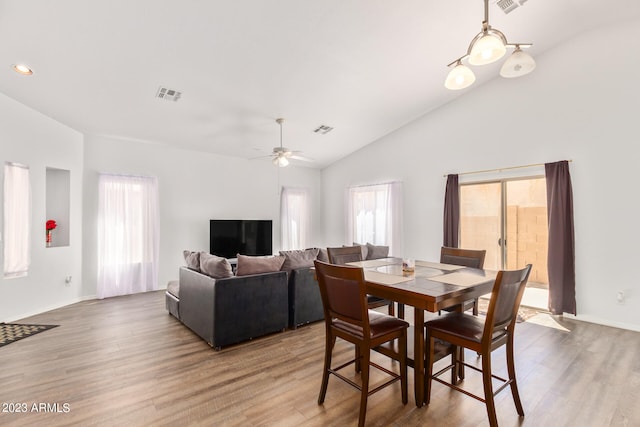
[440,246,487,315]
[425,264,532,427]
[327,246,396,316]
[326,245,364,265]
[314,260,409,427]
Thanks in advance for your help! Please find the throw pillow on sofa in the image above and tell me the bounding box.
[366,243,389,260]
[352,242,368,260]
[279,248,319,271]
[316,248,330,263]
[199,252,234,279]
[236,254,285,276]
[183,250,201,272]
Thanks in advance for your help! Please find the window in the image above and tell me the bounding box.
[281,187,310,251]
[460,177,548,287]
[97,174,159,298]
[347,182,402,256]
[3,162,31,278]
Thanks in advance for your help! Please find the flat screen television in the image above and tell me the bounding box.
[209,219,273,259]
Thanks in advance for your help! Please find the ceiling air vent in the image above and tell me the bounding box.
[494,0,528,14]
[313,125,334,135]
[156,86,182,102]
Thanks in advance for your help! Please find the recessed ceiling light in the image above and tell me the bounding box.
[13,64,33,75]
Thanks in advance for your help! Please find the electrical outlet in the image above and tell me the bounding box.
[616,290,625,304]
[65,276,72,287]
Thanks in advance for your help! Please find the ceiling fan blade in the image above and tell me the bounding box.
[248,154,274,160]
[290,154,314,162]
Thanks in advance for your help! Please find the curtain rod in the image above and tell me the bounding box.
[98,172,156,179]
[348,180,401,189]
[5,161,29,169]
[443,160,572,178]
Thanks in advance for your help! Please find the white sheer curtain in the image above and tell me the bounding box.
[3,162,31,278]
[346,182,403,256]
[280,187,310,251]
[97,174,159,299]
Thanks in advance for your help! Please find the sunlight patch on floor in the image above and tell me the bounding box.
[525,313,571,331]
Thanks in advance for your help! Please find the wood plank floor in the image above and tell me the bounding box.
[1,290,638,426]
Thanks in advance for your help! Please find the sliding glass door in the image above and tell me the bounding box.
[460,177,548,288]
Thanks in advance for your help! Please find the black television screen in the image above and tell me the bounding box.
[209,220,273,259]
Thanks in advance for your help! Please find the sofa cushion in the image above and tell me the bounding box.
[183,250,201,271]
[236,254,285,276]
[199,252,234,279]
[366,243,389,260]
[352,242,368,260]
[279,248,319,271]
[166,280,180,298]
[316,248,330,263]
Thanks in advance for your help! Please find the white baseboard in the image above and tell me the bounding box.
[566,313,640,332]
[4,295,96,323]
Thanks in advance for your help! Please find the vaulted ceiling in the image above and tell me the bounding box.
[1,0,639,168]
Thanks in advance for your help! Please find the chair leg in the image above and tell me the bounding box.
[358,348,370,427]
[458,347,465,380]
[425,336,434,404]
[450,346,458,385]
[399,334,408,404]
[388,302,395,316]
[481,354,498,427]
[355,345,362,373]
[507,335,525,416]
[397,303,405,319]
[472,298,479,316]
[318,332,334,404]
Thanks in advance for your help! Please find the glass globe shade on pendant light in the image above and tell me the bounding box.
[468,31,506,65]
[444,61,476,90]
[500,45,536,78]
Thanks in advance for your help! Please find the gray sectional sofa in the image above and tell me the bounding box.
[165,245,387,349]
[287,267,324,329]
[173,266,288,350]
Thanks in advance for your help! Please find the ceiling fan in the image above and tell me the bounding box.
[267,118,313,167]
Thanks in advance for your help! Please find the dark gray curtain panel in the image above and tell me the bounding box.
[443,174,459,248]
[545,161,577,315]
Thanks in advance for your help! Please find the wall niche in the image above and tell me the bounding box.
[45,167,70,247]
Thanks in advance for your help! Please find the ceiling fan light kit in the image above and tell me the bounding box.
[444,0,535,90]
[274,118,290,168]
[251,118,314,167]
[273,155,289,167]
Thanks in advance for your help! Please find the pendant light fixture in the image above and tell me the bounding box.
[500,44,536,78]
[444,0,534,90]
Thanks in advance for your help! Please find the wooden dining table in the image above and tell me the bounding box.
[348,257,497,407]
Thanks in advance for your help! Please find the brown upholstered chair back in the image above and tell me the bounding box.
[327,246,363,265]
[440,246,486,269]
[484,264,532,337]
[314,260,368,325]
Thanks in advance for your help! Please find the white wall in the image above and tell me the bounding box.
[0,93,84,322]
[321,19,640,331]
[3,19,639,332]
[82,135,322,297]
